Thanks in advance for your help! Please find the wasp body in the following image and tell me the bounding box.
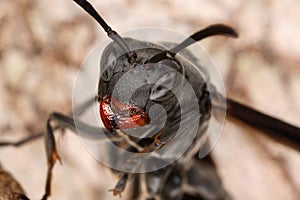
[0,0,299,200]
[96,37,222,199]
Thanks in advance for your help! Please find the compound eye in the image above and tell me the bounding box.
[101,52,117,81]
[100,45,117,82]
[150,71,179,101]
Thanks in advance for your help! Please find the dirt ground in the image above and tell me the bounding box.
[0,0,300,199]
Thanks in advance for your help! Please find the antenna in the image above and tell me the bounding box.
[73,0,136,63]
[146,24,238,63]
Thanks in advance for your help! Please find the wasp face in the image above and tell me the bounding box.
[98,39,185,133]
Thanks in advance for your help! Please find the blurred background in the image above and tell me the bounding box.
[0,0,299,199]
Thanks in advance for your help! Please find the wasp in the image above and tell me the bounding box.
[0,0,299,200]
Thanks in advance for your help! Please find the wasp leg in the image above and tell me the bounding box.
[109,173,129,197]
[40,111,120,200]
[41,115,62,200]
[0,113,113,147]
[0,97,117,199]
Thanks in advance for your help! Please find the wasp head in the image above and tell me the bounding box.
[98,38,185,134]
